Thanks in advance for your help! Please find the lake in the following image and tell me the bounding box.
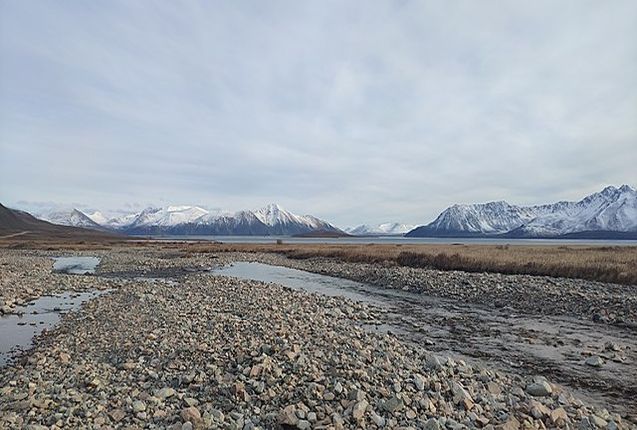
[146,235,637,246]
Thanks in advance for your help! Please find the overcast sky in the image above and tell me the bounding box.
[1,1,636,227]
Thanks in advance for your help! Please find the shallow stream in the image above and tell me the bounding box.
[0,290,105,366]
[214,261,637,420]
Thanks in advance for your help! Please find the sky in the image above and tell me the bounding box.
[1,1,636,227]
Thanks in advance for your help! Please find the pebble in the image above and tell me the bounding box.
[585,355,605,368]
[0,249,633,430]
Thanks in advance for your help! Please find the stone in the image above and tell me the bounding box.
[585,355,604,367]
[487,381,502,396]
[351,389,366,401]
[278,405,299,426]
[181,406,202,423]
[551,407,568,426]
[382,395,403,413]
[109,409,126,422]
[423,418,441,430]
[590,415,608,428]
[413,374,426,391]
[371,411,386,427]
[352,400,368,420]
[297,420,311,429]
[529,400,550,418]
[184,397,198,406]
[156,387,176,399]
[132,400,146,413]
[425,354,442,369]
[450,381,473,405]
[525,381,552,397]
[500,416,520,430]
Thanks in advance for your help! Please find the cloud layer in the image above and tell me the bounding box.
[1,1,636,226]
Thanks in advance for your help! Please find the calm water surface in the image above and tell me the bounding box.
[149,235,637,246]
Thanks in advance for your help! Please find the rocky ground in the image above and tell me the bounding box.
[241,253,637,327]
[0,247,635,429]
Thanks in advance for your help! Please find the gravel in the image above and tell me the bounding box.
[0,248,634,429]
[239,253,637,327]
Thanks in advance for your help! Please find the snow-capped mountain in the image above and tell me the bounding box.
[508,185,637,237]
[103,212,140,229]
[85,211,108,226]
[406,185,637,238]
[37,208,103,230]
[35,203,343,236]
[347,223,416,236]
[126,206,209,229]
[254,203,340,235]
[407,201,548,236]
[190,210,272,236]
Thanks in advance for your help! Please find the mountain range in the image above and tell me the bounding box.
[0,203,119,240]
[345,223,416,236]
[407,185,637,239]
[19,184,637,239]
[36,203,343,236]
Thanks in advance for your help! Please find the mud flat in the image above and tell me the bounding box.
[0,248,635,429]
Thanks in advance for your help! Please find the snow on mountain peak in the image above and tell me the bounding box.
[129,205,209,227]
[408,185,637,237]
[254,203,297,226]
[85,211,108,225]
[347,223,416,235]
[37,208,102,229]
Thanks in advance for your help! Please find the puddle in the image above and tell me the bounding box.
[213,261,637,421]
[52,256,101,275]
[0,290,107,366]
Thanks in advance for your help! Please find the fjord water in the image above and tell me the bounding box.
[153,235,637,246]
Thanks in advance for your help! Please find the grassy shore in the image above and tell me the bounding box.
[1,237,636,285]
[179,242,637,285]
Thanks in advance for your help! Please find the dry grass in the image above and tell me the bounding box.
[179,242,637,285]
[2,238,636,285]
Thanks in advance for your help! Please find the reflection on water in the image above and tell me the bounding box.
[0,290,106,366]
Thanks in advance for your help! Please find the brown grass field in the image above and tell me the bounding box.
[187,242,637,285]
[1,236,636,285]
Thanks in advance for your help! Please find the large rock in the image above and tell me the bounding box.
[525,380,552,397]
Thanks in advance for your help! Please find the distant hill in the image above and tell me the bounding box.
[406,185,637,239]
[0,203,120,240]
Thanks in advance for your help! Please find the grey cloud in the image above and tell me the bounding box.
[1,0,636,227]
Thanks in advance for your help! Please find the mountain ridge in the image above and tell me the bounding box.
[346,223,416,236]
[34,204,343,237]
[0,203,120,240]
[407,185,637,238]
